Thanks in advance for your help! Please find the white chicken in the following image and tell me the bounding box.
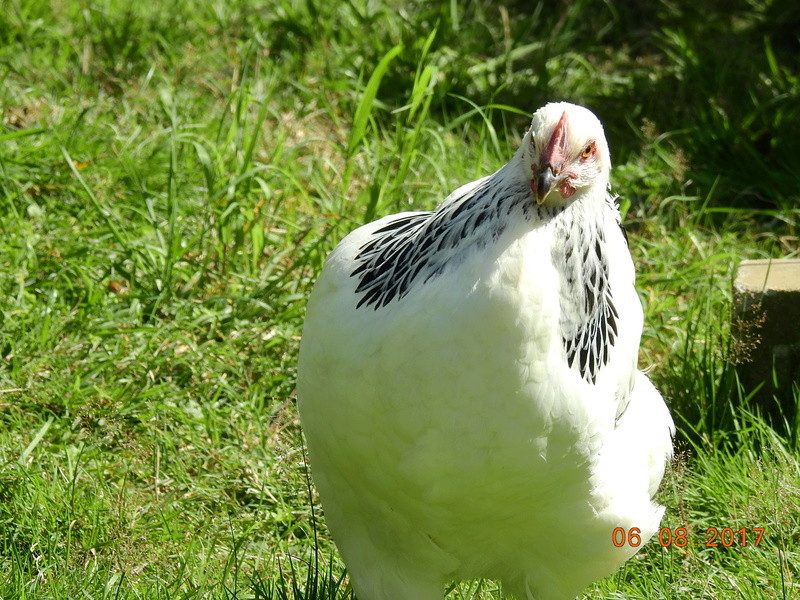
[297,102,674,600]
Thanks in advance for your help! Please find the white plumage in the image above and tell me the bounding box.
[297,102,674,600]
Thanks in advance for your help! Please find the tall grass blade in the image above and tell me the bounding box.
[345,43,403,161]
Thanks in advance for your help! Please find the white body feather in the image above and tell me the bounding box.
[297,103,674,600]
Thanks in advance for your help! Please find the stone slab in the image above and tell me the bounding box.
[736,258,800,292]
[732,259,800,425]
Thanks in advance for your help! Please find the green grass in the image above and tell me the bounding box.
[1,0,799,598]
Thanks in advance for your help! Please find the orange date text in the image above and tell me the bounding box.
[611,526,765,548]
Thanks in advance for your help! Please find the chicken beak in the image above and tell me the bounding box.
[535,166,561,205]
[532,111,569,205]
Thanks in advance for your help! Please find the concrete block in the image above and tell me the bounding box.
[732,259,800,424]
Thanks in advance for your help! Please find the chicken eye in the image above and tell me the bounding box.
[580,143,595,159]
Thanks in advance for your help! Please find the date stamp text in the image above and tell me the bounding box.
[612,526,765,548]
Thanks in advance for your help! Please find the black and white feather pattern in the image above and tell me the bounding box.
[553,198,622,383]
[350,175,620,384]
[350,177,528,309]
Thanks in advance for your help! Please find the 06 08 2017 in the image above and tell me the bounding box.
[611,526,765,548]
